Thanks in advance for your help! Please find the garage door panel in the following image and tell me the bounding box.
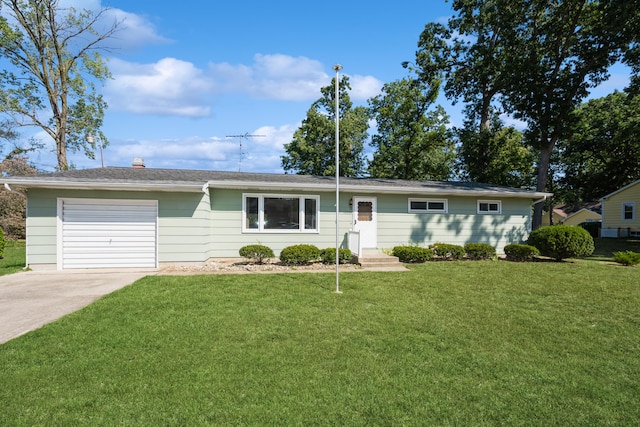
[60,199,157,269]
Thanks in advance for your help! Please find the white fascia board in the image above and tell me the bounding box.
[206,180,551,199]
[1,179,204,193]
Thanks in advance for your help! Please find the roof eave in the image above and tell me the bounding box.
[1,179,204,193]
[206,180,551,199]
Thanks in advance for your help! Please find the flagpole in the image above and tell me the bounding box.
[333,64,342,294]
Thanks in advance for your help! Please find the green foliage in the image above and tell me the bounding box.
[527,225,595,261]
[504,244,540,262]
[391,245,434,263]
[559,91,640,202]
[281,75,369,177]
[456,115,535,187]
[319,248,352,264]
[0,226,5,259]
[613,251,640,266]
[0,2,117,170]
[239,244,274,264]
[430,243,465,260]
[367,77,455,180]
[279,244,320,266]
[464,243,497,260]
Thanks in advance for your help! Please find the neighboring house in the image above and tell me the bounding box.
[541,202,602,226]
[600,179,640,238]
[2,166,550,270]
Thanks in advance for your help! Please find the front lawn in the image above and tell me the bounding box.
[0,240,26,276]
[1,261,638,425]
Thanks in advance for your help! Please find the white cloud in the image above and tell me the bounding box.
[105,57,214,116]
[209,54,382,102]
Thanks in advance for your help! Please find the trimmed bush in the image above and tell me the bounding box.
[392,245,434,263]
[464,243,497,260]
[613,251,640,266]
[527,225,595,261]
[319,248,352,264]
[279,244,320,266]
[0,227,5,259]
[239,244,274,264]
[430,243,466,260]
[504,244,540,262]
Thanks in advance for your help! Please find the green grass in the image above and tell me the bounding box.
[1,261,638,426]
[0,240,26,276]
[587,238,640,262]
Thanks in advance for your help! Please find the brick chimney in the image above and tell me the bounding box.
[132,157,145,168]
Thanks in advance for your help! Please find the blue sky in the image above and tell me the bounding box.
[7,0,633,173]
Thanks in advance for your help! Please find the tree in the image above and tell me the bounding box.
[456,113,535,187]
[368,77,454,180]
[557,91,640,202]
[502,0,639,228]
[0,151,37,239]
[0,0,119,170]
[414,0,639,228]
[282,75,368,177]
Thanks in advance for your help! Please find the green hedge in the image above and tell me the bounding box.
[430,243,466,260]
[279,244,320,266]
[464,243,496,260]
[527,225,594,261]
[504,244,540,262]
[239,244,274,264]
[392,245,434,263]
[319,248,352,264]
[613,251,640,266]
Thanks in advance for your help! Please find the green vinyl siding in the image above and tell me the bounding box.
[374,194,531,253]
[207,189,353,258]
[25,188,212,267]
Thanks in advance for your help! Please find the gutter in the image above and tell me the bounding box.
[206,180,552,199]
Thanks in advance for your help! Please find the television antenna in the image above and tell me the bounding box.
[225,132,266,172]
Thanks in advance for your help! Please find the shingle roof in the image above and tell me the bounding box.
[3,167,551,199]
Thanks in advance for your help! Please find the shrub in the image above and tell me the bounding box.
[464,243,497,260]
[239,244,274,264]
[430,243,466,260]
[0,227,5,259]
[392,245,434,263]
[527,225,595,261]
[504,244,540,262]
[279,244,320,266]
[613,251,640,266]
[319,248,352,264]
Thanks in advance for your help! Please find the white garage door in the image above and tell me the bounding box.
[60,199,158,269]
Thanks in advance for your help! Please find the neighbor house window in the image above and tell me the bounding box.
[622,202,635,220]
[408,198,448,213]
[478,200,501,214]
[243,194,319,232]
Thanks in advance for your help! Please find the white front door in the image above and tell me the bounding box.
[353,196,377,249]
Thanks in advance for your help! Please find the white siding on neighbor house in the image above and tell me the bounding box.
[58,198,158,269]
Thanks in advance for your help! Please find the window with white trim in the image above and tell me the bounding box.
[408,198,448,213]
[477,200,501,214]
[622,202,635,220]
[243,194,319,232]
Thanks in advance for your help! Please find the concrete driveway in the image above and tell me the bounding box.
[0,269,153,344]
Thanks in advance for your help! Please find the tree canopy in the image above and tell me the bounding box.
[281,75,368,177]
[368,77,454,180]
[0,0,119,170]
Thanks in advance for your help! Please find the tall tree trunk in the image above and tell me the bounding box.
[532,137,557,229]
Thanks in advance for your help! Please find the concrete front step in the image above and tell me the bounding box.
[354,252,406,270]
